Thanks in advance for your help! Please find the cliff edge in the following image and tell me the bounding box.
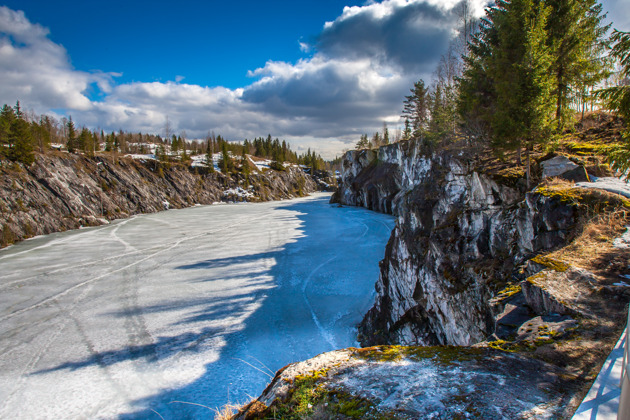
[237,114,630,419]
[0,152,317,248]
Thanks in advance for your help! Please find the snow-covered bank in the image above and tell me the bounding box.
[0,193,394,419]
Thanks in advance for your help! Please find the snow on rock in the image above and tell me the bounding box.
[125,153,157,161]
[236,346,572,419]
[248,156,273,171]
[577,176,630,198]
[222,186,255,200]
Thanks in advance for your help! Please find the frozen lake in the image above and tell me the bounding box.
[0,193,394,419]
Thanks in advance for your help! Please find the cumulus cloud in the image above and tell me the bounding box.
[0,1,486,158]
[317,0,456,73]
[0,6,114,112]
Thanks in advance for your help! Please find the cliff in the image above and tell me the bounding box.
[236,124,630,417]
[336,145,575,347]
[333,125,628,349]
[0,152,317,247]
[230,118,630,420]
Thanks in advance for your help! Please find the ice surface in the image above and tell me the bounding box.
[0,193,394,419]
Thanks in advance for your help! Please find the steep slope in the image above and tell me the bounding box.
[0,152,316,247]
[332,117,628,348]
[227,115,630,419]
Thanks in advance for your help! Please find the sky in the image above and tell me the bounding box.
[0,0,628,158]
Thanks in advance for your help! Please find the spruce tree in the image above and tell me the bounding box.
[457,5,500,143]
[546,0,610,128]
[9,109,34,165]
[0,104,16,157]
[241,148,250,181]
[491,0,555,186]
[66,117,77,153]
[402,119,412,141]
[598,30,630,172]
[402,80,430,137]
[220,141,231,173]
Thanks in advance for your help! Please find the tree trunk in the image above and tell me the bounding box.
[517,146,522,166]
[526,145,531,189]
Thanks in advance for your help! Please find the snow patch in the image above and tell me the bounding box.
[222,186,255,199]
[125,154,157,161]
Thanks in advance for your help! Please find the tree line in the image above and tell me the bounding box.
[0,103,327,173]
[356,0,630,187]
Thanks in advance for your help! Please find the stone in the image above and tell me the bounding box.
[235,346,574,419]
[335,142,580,347]
[541,155,581,179]
[558,165,590,182]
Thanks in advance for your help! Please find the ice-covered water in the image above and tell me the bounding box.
[0,193,394,419]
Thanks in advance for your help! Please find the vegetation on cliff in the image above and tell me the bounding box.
[355,1,628,183]
[0,152,318,248]
[0,102,328,173]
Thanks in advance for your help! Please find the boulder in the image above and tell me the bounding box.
[541,155,589,181]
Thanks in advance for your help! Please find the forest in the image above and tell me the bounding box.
[0,103,327,173]
[356,0,630,186]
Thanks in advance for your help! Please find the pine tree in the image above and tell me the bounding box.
[492,0,555,186]
[546,0,610,128]
[66,117,77,153]
[598,30,630,172]
[371,132,381,148]
[241,148,250,180]
[402,80,430,137]
[220,141,231,173]
[0,104,16,157]
[355,134,369,150]
[9,105,34,165]
[78,127,92,155]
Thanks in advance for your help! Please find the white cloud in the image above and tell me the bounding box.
[0,6,116,112]
[0,1,481,158]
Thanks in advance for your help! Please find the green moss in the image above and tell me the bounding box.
[496,283,522,300]
[487,339,519,352]
[562,141,612,156]
[485,166,526,188]
[268,368,394,420]
[352,345,485,365]
[531,255,570,273]
[535,184,630,210]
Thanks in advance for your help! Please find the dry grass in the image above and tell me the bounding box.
[546,206,629,276]
[214,403,241,420]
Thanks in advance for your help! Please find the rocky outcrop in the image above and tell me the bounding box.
[334,141,581,347]
[235,345,575,419]
[0,152,317,247]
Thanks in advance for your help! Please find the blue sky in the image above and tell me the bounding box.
[2,1,365,90]
[0,0,628,158]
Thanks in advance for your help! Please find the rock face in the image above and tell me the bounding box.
[541,155,589,182]
[0,153,317,247]
[236,346,574,419]
[334,140,579,347]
